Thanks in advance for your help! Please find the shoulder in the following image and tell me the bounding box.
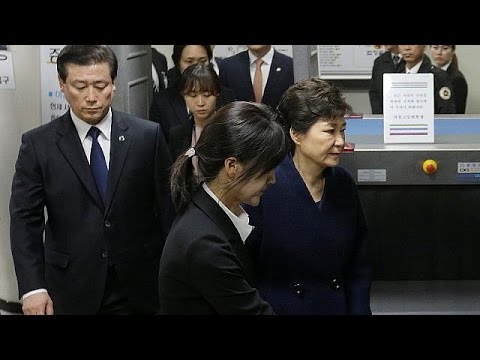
[273,50,293,62]
[220,51,247,67]
[374,51,390,63]
[429,65,449,80]
[451,68,468,82]
[113,109,158,131]
[169,204,222,245]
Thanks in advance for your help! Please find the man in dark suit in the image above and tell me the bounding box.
[9,45,173,315]
[219,45,294,110]
[369,45,403,114]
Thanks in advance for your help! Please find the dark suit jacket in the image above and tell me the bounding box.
[152,48,168,92]
[369,51,402,114]
[149,85,236,144]
[150,86,189,142]
[244,155,372,315]
[397,55,456,114]
[9,109,173,314]
[219,49,294,110]
[447,65,468,114]
[158,187,275,314]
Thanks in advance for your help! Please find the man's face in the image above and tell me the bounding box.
[59,62,115,125]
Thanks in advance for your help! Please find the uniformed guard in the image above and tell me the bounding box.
[397,45,456,114]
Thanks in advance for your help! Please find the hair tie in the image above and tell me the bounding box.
[185,147,196,158]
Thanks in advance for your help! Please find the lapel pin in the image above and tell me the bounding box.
[119,135,125,141]
[276,67,282,72]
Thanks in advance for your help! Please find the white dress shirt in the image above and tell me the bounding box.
[405,60,423,74]
[248,47,275,98]
[202,183,253,243]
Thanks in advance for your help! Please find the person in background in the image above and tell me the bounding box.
[9,45,173,315]
[430,45,468,114]
[150,45,211,142]
[369,45,403,114]
[219,45,293,110]
[150,45,235,142]
[158,101,288,314]
[168,63,220,164]
[152,47,168,92]
[244,78,372,315]
[398,45,456,114]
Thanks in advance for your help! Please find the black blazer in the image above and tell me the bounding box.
[219,49,294,110]
[447,65,468,114]
[150,86,189,142]
[158,187,275,314]
[9,109,173,314]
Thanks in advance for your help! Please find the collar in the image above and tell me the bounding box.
[441,61,452,71]
[202,182,253,243]
[406,60,423,74]
[71,108,112,141]
[248,46,274,66]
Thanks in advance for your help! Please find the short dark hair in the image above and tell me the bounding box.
[278,78,352,151]
[171,45,213,69]
[179,62,220,97]
[170,101,287,213]
[57,45,118,82]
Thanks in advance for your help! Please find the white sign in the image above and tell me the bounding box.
[383,73,434,144]
[317,45,384,80]
[40,45,70,124]
[0,50,16,90]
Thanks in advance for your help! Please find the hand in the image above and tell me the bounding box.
[22,292,54,315]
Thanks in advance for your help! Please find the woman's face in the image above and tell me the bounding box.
[183,85,217,125]
[234,167,276,207]
[431,45,454,67]
[292,116,346,170]
[179,46,209,73]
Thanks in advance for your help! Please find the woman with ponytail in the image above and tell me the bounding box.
[158,101,287,314]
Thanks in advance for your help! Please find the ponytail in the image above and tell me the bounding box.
[170,148,201,214]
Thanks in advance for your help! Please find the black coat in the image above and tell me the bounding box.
[446,65,468,114]
[158,187,275,314]
[9,110,173,314]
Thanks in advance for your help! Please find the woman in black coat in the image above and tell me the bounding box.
[431,45,468,114]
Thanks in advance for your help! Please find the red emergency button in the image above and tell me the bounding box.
[422,159,438,174]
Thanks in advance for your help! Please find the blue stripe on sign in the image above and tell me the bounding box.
[346,118,480,136]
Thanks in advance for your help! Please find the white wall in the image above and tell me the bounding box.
[0,45,41,302]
